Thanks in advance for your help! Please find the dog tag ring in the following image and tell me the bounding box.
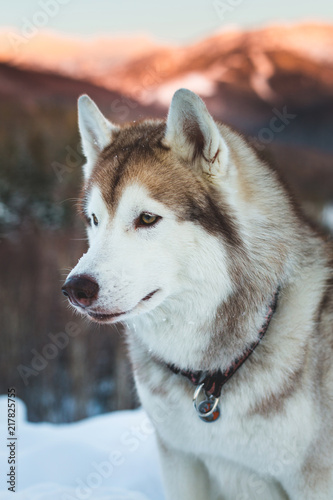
[193,383,221,422]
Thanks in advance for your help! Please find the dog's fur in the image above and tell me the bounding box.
[64,89,333,499]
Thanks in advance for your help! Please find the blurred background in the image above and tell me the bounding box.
[1,0,333,423]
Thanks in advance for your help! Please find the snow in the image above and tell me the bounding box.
[142,72,216,107]
[0,396,164,500]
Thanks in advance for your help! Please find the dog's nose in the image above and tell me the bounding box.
[62,275,99,308]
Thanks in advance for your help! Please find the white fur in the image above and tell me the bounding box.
[68,182,233,368]
[78,94,116,179]
[134,274,326,500]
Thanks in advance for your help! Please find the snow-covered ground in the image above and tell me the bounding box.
[0,396,164,500]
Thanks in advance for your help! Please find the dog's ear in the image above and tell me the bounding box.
[78,95,117,179]
[163,89,229,181]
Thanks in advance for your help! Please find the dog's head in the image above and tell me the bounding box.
[62,88,291,357]
[62,89,240,325]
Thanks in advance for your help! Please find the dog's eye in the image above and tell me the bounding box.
[136,212,161,228]
[141,213,157,225]
[92,213,99,226]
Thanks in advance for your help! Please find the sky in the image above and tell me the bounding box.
[1,0,333,43]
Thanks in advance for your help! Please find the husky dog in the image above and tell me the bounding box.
[62,89,333,500]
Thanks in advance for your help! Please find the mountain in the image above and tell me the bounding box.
[0,61,121,105]
[99,23,333,208]
[1,23,333,209]
[103,23,333,111]
[0,30,162,81]
[0,61,165,122]
[3,24,333,108]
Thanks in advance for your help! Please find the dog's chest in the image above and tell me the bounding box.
[133,358,313,481]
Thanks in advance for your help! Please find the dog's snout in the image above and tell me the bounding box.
[62,275,99,308]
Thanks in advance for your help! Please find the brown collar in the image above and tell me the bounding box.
[167,288,279,399]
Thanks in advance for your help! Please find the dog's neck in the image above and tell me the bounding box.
[165,288,279,398]
[129,265,283,376]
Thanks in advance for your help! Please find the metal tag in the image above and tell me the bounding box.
[197,400,221,422]
[193,383,221,423]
